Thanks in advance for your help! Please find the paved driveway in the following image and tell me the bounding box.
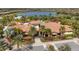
[31,45,47,51]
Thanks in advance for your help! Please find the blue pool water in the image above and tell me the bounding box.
[17,12,57,16]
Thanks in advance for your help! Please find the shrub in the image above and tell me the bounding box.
[58,44,71,51]
[47,44,55,51]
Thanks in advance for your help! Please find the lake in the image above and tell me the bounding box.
[16,12,57,16]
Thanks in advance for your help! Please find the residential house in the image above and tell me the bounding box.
[30,20,40,31]
[12,21,73,36]
[44,21,73,36]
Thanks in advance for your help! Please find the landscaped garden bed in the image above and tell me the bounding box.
[46,44,56,51]
[23,36,35,44]
[40,34,74,42]
[40,37,53,42]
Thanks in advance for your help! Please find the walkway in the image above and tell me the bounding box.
[33,37,43,46]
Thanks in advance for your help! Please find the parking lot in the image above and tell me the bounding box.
[55,41,79,51]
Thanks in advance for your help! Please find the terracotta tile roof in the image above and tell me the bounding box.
[64,25,73,32]
[44,22,72,33]
[11,21,72,33]
[11,21,40,33]
[44,22,61,33]
[30,20,40,25]
[13,22,31,32]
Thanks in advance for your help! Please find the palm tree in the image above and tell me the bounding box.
[13,28,23,35]
[12,28,24,48]
[0,41,9,51]
[59,25,65,40]
[0,25,3,38]
[29,27,37,37]
[0,42,7,51]
[41,28,52,37]
[42,15,48,21]
[39,25,45,37]
[3,26,14,43]
[12,34,24,48]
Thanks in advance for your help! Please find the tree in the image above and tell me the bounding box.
[0,41,7,51]
[3,26,14,43]
[47,44,55,51]
[21,16,26,23]
[29,27,37,37]
[12,34,24,48]
[0,41,11,51]
[72,21,79,37]
[12,28,24,48]
[40,15,48,21]
[58,44,71,51]
[1,15,15,26]
[1,16,8,25]
[8,15,15,22]
[59,25,65,40]
[27,15,39,21]
[0,25,3,38]
[27,16,33,20]
[13,28,23,35]
[41,28,52,37]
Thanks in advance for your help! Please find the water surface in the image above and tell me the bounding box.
[17,12,57,16]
